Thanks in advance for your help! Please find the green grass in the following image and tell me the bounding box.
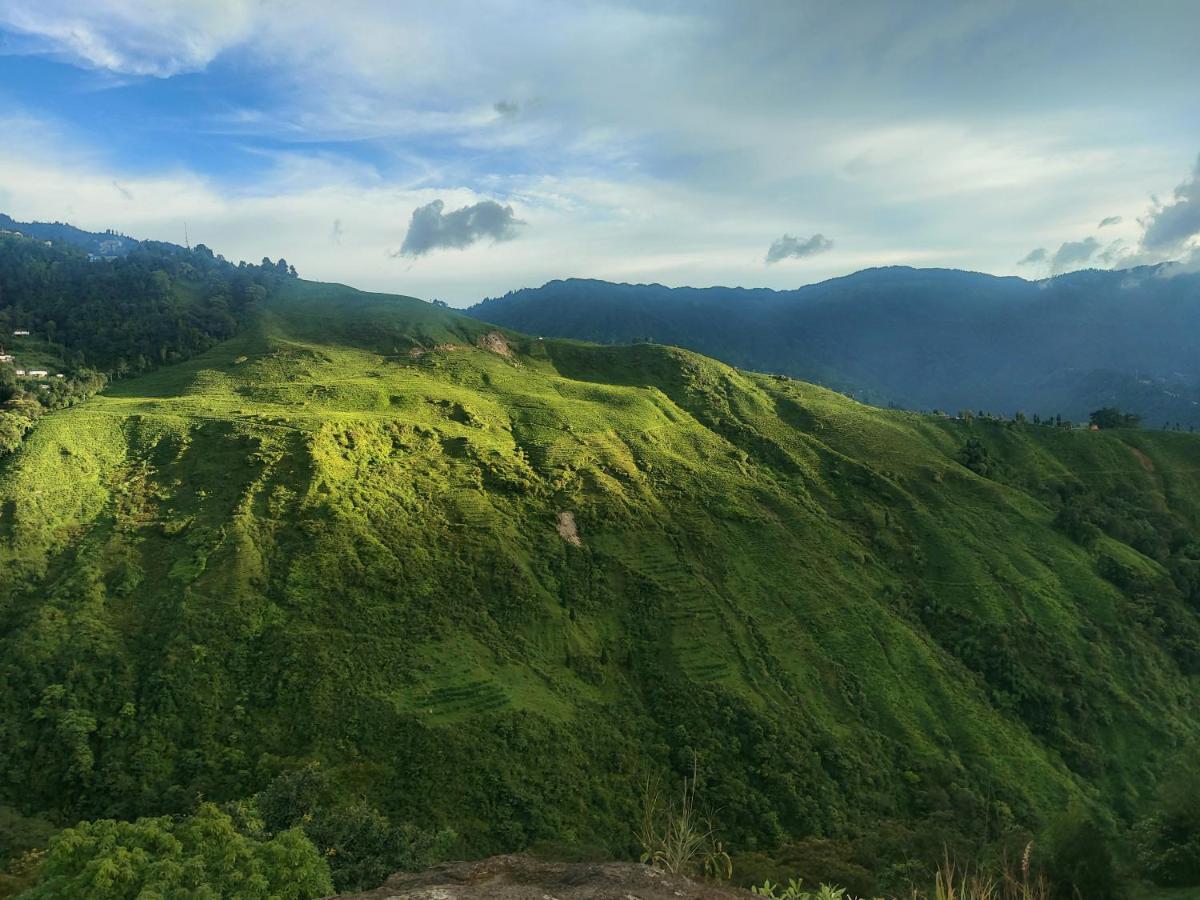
[2,278,1199,891]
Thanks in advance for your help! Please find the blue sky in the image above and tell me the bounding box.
[1,0,1198,304]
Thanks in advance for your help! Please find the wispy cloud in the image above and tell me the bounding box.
[0,1,257,76]
[1017,247,1047,266]
[1097,214,1122,228]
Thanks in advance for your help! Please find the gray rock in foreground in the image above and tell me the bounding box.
[334,854,753,900]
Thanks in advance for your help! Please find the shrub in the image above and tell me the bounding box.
[1038,810,1119,900]
[255,763,457,892]
[19,803,332,899]
[1134,763,1200,887]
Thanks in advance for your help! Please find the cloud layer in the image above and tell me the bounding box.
[398,199,524,257]
[765,233,833,264]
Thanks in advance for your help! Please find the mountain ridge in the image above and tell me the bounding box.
[467,265,1200,427]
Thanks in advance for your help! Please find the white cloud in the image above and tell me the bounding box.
[0,0,258,76]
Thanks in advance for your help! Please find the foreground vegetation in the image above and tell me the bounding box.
[1,273,1199,896]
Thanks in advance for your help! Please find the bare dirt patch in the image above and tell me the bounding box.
[477,331,513,359]
[556,510,582,546]
[334,854,751,899]
[1128,446,1156,472]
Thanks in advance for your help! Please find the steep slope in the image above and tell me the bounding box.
[467,268,1200,425]
[2,278,1199,882]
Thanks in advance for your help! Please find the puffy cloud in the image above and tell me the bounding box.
[1017,247,1047,266]
[1097,215,1122,228]
[1050,236,1100,273]
[397,199,524,257]
[1139,155,1200,255]
[765,233,833,264]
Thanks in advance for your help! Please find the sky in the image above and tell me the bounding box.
[0,1,1198,305]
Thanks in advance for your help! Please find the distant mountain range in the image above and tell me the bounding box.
[468,266,1200,427]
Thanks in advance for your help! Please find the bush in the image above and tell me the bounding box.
[19,803,332,899]
[1134,764,1200,887]
[256,763,457,892]
[1038,809,1120,900]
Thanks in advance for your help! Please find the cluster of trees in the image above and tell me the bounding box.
[1088,407,1142,429]
[0,213,140,257]
[948,407,1147,431]
[11,764,456,897]
[0,234,292,455]
[0,368,107,454]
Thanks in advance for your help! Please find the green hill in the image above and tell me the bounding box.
[2,277,1200,893]
[467,269,1200,428]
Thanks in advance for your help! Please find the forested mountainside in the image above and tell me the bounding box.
[0,214,141,257]
[0,231,292,454]
[467,267,1200,427]
[2,272,1200,895]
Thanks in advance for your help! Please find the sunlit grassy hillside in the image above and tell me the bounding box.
[2,278,1199,889]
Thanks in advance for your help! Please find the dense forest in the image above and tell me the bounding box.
[0,232,291,454]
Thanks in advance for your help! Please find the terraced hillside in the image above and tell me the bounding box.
[2,278,1199,887]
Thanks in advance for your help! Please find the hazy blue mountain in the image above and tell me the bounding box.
[468,266,1200,426]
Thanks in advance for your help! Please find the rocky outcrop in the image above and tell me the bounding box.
[334,854,752,899]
